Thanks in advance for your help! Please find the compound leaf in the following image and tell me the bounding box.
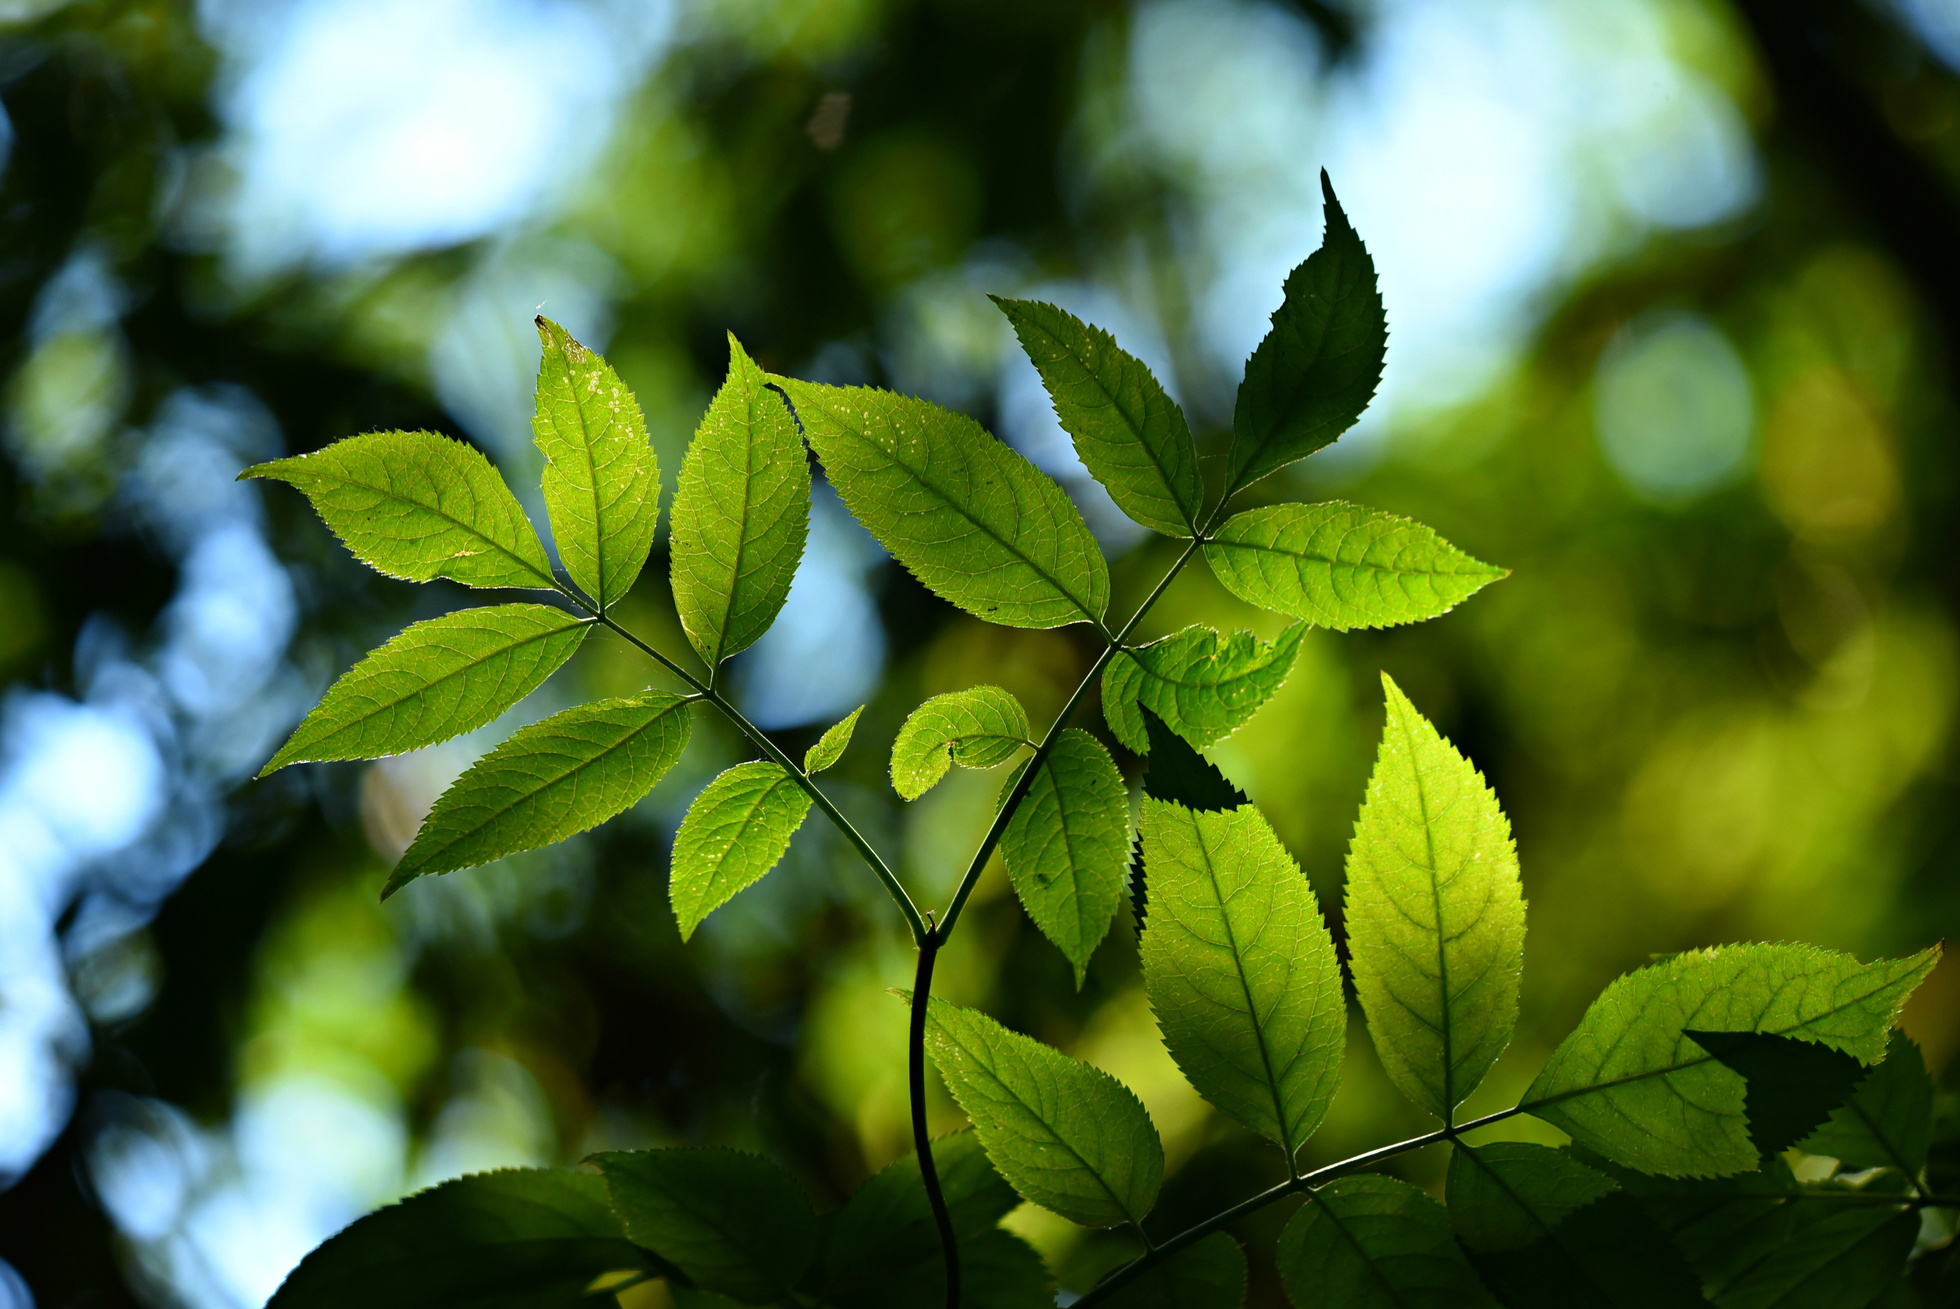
[243,430,555,591]
[774,377,1109,629]
[891,686,1031,800]
[804,705,863,774]
[1204,503,1504,632]
[1799,1032,1935,1177]
[1099,1231,1246,1309]
[1102,624,1304,754]
[1521,944,1940,1176]
[267,1168,651,1309]
[1226,172,1386,494]
[262,605,590,776]
[920,995,1163,1229]
[1001,729,1130,986]
[386,691,692,895]
[533,317,660,610]
[820,1130,1019,1297]
[1345,673,1524,1121]
[593,1148,815,1305]
[1139,708,1247,812]
[670,761,813,941]
[1138,797,1345,1158]
[1275,1174,1497,1309]
[993,297,1202,537]
[670,335,810,666]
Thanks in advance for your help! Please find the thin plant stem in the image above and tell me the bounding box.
[909,920,961,1309]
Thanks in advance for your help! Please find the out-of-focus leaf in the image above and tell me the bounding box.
[890,686,1030,800]
[1275,1174,1496,1309]
[261,604,589,775]
[1098,1231,1246,1309]
[1798,1031,1935,1176]
[775,377,1109,628]
[1101,624,1303,754]
[669,761,813,941]
[386,691,692,895]
[669,334,809,665]
[594,1148,816,1305]
[803,705,863,774]
[1001,729,1130,986]
[242,430,556,590]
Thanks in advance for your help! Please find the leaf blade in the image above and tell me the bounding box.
[890,686,1031,800]
[804,705,863,774]
[1797,1031,1935,1177]
[1001,728,1131,986]
[1275,1174,1498,1309]
[1100,1231,1246,1309]
[593,1147,816,1305]
[1102,624,1304,754]
[669,760,813,941]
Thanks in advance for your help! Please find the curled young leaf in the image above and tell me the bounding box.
[669,761,813,941]
[1000,729,1130,987]
[1101,624,1304,754]
[890,686,1031,800]
[803,704,863,774]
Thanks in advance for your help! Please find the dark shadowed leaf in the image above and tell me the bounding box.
[594,1147,816,1305]
[1100,1231,1246,1309]
[1276,1174,1496,1309]
[1138,707,1247,812]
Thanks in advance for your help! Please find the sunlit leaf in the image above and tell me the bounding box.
[804,705,863,774]
[1000,729,1130,986]
[775,377,1109,629]
[243,430,556,590]
[1101,624,1303,754]
[670,335,809,665]
[1275,1174,1496,1309]
[594,1148,815,1305]
[386,691,692,895]
[1099,1231,1246,1309]
[993,297,1203,537]
[890,686,1031,800]
[669,761,813,941]
[262,605,589,776]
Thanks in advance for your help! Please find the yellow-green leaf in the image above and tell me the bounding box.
[803,705,863,774]
[890,686,1030,800]
[669,761,813,941]
[1101,624,1304,754]
[1000,729,1130,987]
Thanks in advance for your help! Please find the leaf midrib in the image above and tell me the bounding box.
[285,463,555,588]
[1404,722,1456,1119]
[1194,813,1296,1157]
[1307,1191,1419,1308]
[1213,530,1496,582]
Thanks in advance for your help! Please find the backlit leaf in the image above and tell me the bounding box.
[669,761,813,941]
[803,705,863,774]
[262,605,589,776]
[1521,944,1940,1176]
[1226,172,1386,494]
[1686,1029,1865,1158]
[1345,673,1524,1120]
[993,297,1203,537]
[775,377,1109,629]
[1000,729,1130,986]
[1204,503,1504,631]
[533,317,660,609]
[243,430,555,590]
[669,335,809,665]
[1275,1174,1496,1309]
[1798,1032,1935,1177]
[1099,1231,1246,1309]
[594,1148,815,1305]
[920,995,1163,1229]
[890,686,1031,800]
[386,691,692,895]
[1138,797,1345,1158]
[1101,624,1304,754]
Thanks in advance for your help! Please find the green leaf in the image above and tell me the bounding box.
[261,605,590,776]
[1226,172,1386,494]
[804,705,863,774]
[1100,1231,1246,1309]
[833,1229,1053,1309]
[1139,708,1247,812]
[1711,1208,1917,1309]
[669,335,810,665]
[267,1167,652,1309]
[532,317,660,610]
[1447,1142,1705,1309]
[1137,796,1346,1158]
[774,377,1109,629]
[920,995,1163,1229]
[1203,503,1505,632]
[386,691,692,895]
[1686,1029,1866,1158]
[594,1148,816,1305]
[992,297,1203,537]
[1521,944,1940,1176]
[820,1130,1019,1297]
[890,686,1031,800]
[1344,673,1524,1121]
[1275,1174,1497,1309]
[1798,1031,1935,1177]
[1101,624,1305,754]
[669,761,813,941]
[243,430,556,590]
[1001,729,1131,986]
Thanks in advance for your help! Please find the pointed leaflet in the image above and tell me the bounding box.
[669,761,813,941]
[262,605,589,775]
[820,1130,1019,1297]
[670,335,809,666]
[1521,943,1940,1176]
[532,318,660,609]
[386,691,692,895]
[594,1148,815,1305]
[891,686,1031,800]
[1275,1174,1497,1309]
[920,995,1163,1228]
[1226,172,1386,494]
[1099,1232,1247,1309]
[1686,1029,1865,1157]
[1447,1143,1705,1309]
[1345,673,1524,1121]
[804,705,862,773]
[1799,1032,1935,1176]
[1205,503,1505,632]
[1138,797,1345,1157]
[774,377,1109,629]
[267,1168,653,1309]
[993,297,1203,537]
[1139,707,1247,811]
[1102,624,1304,754]
[1001,729,1130,986]
[243,430,555,590]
